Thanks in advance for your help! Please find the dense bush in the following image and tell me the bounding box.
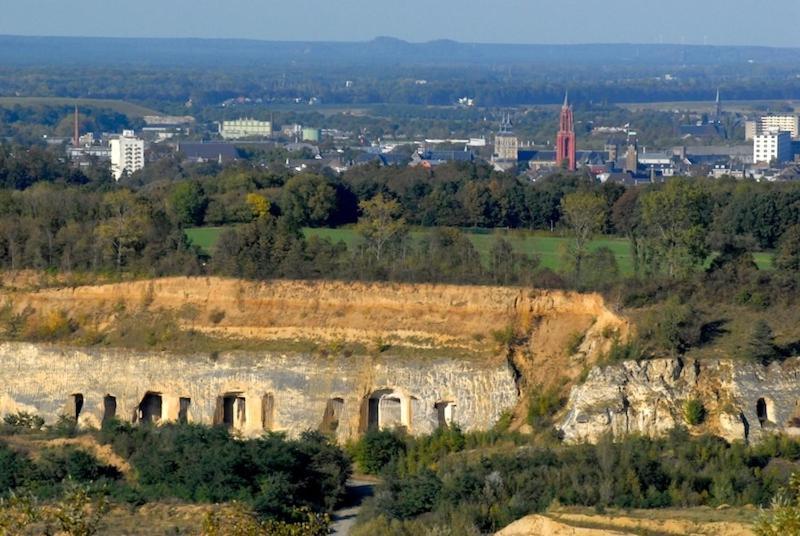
[350,429,407,475]
[0,442,119,500]
[683,399,706,426]
[355,429,797,534]
[100,422,350,522]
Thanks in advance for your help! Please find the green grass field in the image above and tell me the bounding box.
[186,226,774,275]
[0,97,161,118]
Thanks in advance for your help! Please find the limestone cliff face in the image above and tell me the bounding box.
[558,357,800,444]
[0,277,633,439]
[0,342,517,441]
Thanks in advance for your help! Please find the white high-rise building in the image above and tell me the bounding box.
[110,130,145,180]
[746,115,800,140]
[753,129,792,165]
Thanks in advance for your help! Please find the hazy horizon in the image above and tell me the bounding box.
[3,0,800,48]
[2,33,800,50]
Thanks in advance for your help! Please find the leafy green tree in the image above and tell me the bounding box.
[560,191,606,283]
[640,178,710,278]
[280,174,336,227]
[745,320,778,365]
[351,430,406,474]
[168,181,208,226]
[94,190,148,271]
[357,194,408,265]
[640,296,703,357]
[775,224,800,273]
[756,473,800,536]
[611,187,645,275]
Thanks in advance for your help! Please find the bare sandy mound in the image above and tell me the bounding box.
[496,514,633,535]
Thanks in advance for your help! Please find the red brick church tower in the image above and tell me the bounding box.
[556,92,576,171]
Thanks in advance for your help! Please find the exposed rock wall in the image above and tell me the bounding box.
[558,357,800,443]
[0,342,517,441]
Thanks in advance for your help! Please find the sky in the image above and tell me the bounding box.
[2,0,799,47]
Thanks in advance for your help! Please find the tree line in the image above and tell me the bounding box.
[7,145,800,306]
[350,427,800,535]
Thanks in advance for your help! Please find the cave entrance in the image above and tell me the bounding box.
[361,389,408,432]
[217,393,246,429]
[68,393,84,421]
[380,396,402,429]
[434,401,457,428]
[102,395,117,424]
[262,393,274,431]
[178,397,191,424]
[138,392,163,424]
[320,398,344,434]
[757,398,768,427]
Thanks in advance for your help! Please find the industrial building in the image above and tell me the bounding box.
[219,119,272,140]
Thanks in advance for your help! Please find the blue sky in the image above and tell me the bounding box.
[3,0,799,47]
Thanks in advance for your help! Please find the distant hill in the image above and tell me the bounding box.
[2,35,799,68]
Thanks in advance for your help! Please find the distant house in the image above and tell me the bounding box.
[679,123,724,139]
[178,142,239,163]
[410,150,474,167]
[517,149,609,170]
[353,152,409,167]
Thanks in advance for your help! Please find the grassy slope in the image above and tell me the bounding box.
[0,97,161,117]
[186,226,774,275]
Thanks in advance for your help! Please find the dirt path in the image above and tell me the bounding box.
[331,478,376,535]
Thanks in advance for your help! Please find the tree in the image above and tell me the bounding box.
[168,181,207,226]
[560,191,606,283]
[610,187,645,275]
[775,224,800,273]
[245,193,270,220]
[640,178,710,278]
[640,296,703,357]
[94,191,148,271]
[357,194,408,265]
[352,430,406,475]
[280,174,336,227]
[745,320,778,365]
[756,473,800,536]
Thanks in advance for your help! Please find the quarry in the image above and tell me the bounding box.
[1,275,799,446]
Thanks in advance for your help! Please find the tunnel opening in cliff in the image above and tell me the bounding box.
[262,393,274,431]
[320,398,344,433]
[217,394,246,429]
[361,389,408,432]
[68,393,84,421]
[757,398,769,427]
[102,395,116,423]
[178,397,191,424]
[138,392,163,424]
[435,401,456,428]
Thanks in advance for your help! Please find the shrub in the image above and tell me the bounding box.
[48,416,78,438]
[350,429,407,475]
[3,412,44,431]
[527,385,565,430]
[208,309,226,325]
[491,325,517,347]
[100,424,350,521]
[745,320,778,365]
[565,331,585,355]
[603,338,643,363]
[639,296,703,356]
[683,399,706,426]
